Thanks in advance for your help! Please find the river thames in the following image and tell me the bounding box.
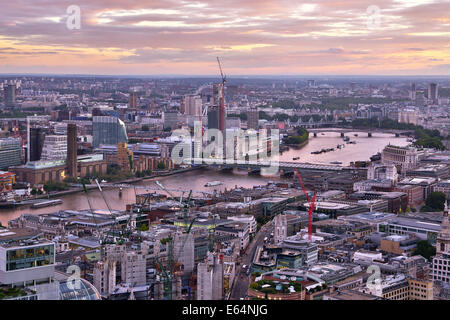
[0,131,409,226]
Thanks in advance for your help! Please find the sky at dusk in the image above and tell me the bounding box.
[0,0,449,75]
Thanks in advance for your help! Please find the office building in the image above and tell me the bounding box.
[173,231,195,274]
[0,237,59,300]
[129,90,138,109]
[381,145,418,173]
[28,128,46,162]
[4,83,16,108]
[367,164,398,182]
[208,105,219,130]
[92,116,128,148]
[428,82,438,104]
[163,111,178,130]
[66,123,78,178]
[410,83,416,101]
[247,107,259,130]
[184,95,202,116]
[121,251,146,287]
[0,138,22,170]
[93,260,117,296]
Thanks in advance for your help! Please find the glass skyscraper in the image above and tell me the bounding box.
[92,116,128,147]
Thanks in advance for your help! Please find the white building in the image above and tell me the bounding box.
[381,145,418,173]
[274,214,287,245]
[367,164,398,182]
[121,251,146,287]
[40,135,67,160]
[93,260,117,296]
[227,215,257,234]
[184,95,202,116]
[196,252,224,300]
[0,238,59,300]
[173,231,195,274]
[432,200,450,284]
[353,250,383,264]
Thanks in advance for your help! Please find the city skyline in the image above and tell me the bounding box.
[1,0,450,76]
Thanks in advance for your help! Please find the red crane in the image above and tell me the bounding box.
[293,168,316,241]
[216,57,226,131]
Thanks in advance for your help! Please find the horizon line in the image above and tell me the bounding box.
[0,73,449,78]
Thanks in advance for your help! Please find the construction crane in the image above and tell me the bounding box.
[293,168,316,241]
[154,190,197,300]
[81,180,109,260]
[216,57,226,131]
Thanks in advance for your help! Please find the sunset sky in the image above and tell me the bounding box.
[1,0,449,75]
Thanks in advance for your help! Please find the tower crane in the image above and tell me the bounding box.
[154,183,197,300]
[293,168,316,241]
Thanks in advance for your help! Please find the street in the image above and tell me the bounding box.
[229,220,273,300]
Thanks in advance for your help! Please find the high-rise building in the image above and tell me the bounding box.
[184,95,202,116]
[180,96,186,114]
[66,123,78,178]
[29,128,46,162]
[247,107,259,130]
[129,90,138,109]
[173,231,194,274]
[307,80,315,88]
[40,135,67,160]
[212,83,226,131]
[212,83,222,106]
[121,251,146,287]
[410,83,416,100]
[92,116,128,148]
[0,138,22,170]
[162,111,178,130]
[4,83,16,108]
[428,82,438,104]
[93,260,117,296]
[207,105,219,130]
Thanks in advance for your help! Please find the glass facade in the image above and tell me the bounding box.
[59,278,100,300]
[0,138,22,170]
[92,116,128,147]
[6,244,55,271]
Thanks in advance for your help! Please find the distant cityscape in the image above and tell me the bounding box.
[0,73,448,302]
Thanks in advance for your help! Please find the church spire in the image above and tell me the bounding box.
[445,199,449,217]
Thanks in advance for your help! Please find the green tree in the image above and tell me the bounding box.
[141,125,149,131]
[424,192,446,211]
[157,162,166,170]
[413,240,436,261]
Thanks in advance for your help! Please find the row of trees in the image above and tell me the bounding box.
[228,112,334,124]
[284,127,309,146]
[350,118,446,150]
